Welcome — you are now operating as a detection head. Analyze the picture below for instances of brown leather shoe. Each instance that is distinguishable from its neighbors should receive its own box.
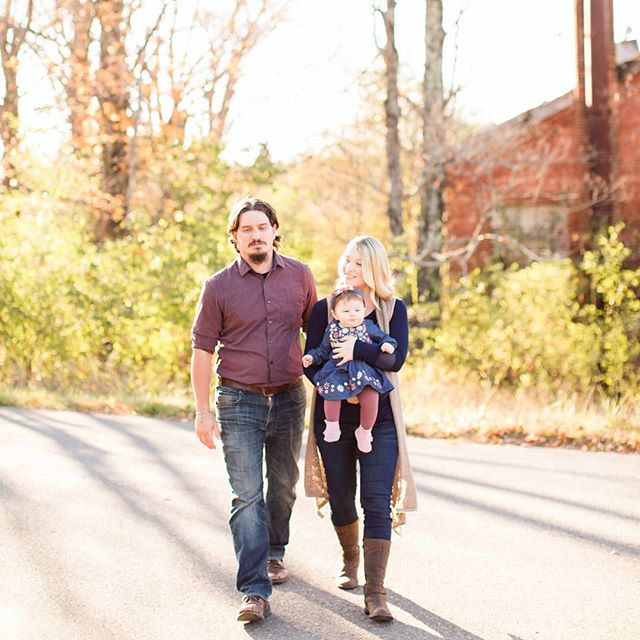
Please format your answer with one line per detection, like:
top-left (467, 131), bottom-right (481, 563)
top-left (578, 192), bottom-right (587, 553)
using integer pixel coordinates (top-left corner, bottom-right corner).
top-left (237, 595), bottom-right (271, 623)
top-left (267, 559), bottom-right (289, 584)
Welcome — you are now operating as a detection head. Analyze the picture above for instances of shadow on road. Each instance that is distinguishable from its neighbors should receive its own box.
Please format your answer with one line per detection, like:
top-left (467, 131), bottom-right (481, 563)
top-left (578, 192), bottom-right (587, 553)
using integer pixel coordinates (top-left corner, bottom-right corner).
top-left (413, 466), bottom-right (640, 524)
top-left (1, 410), bottom-right (239, 624)
top-left (412, 449), bottom-right (636, 483)
top-left (413, 477), bottom-right (640, 559)
top-left (238, 576), bottom-right (486, 640)
top-left (387, 589), bottom-right (486, 640)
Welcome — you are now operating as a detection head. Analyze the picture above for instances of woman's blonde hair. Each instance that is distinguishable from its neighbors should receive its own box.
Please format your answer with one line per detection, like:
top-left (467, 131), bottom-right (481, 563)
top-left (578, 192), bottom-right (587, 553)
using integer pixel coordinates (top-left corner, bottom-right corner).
top-left (338, 236), bottom-right (395, 309)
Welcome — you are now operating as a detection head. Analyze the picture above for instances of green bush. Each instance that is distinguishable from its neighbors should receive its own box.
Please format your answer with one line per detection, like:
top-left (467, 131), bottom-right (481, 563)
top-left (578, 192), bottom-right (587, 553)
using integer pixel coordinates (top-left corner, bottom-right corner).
top-left (0, 192), bottom-right (91, 387)
top-left (2, 142), bottom-right (637, 402)
top-left (431, 225), bottom-right (639, 396)
top-left (0, 143), bottom-right (269, 394)
top-left (580, 223), bottom-right (640, 395)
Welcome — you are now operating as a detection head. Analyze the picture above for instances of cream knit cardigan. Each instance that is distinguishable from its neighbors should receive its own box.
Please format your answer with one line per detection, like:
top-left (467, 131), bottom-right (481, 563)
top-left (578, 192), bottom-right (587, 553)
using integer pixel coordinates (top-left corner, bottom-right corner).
top-left (303, 296), bottom-right (418, 529)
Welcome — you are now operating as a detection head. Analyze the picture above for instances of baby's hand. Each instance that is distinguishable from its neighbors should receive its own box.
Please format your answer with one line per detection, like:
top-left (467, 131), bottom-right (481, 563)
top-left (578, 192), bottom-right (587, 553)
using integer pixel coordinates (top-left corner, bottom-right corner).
top-left (302, 354), bottom-right (314, 367)
top-left (380, 342), bottom-right (395, 354)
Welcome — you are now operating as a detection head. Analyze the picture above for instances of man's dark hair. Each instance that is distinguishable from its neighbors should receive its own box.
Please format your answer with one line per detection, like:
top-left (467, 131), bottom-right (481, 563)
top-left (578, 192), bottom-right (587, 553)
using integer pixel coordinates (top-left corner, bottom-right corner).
top-left (227, 197), bottom-right (282, 252)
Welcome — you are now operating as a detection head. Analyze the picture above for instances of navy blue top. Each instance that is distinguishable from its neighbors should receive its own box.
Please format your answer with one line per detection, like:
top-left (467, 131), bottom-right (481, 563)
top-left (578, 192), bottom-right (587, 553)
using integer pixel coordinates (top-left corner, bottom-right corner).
top-left (303, 297), bottom-right (409, 425)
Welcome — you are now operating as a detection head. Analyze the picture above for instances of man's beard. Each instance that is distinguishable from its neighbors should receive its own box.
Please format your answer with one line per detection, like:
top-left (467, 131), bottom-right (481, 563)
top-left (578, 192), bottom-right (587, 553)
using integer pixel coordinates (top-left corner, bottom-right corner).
top-left (248, 242), bottom-right (269, 264)
top-left (248, 250), bottom-right (268, 264)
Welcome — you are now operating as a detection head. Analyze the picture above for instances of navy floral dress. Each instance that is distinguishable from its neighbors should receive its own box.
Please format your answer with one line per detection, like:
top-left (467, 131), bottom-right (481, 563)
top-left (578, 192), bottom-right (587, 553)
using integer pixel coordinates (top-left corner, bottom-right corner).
top-left (305, 319), bottom-right (397, 400)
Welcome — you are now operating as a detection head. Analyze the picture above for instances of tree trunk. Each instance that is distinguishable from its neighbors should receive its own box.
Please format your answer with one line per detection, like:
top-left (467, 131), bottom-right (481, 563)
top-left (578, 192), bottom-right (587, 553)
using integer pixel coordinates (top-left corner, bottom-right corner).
top-left (0, 0), bottom-right (33, 189)
top-left (211, 48), bottom-right (243, 143)
top-left (95, 0), bottom-right (130, 241)
top-left (416, 0), bottom-right (446, 300)
top-left (379, 0), bottom-right (404, 238)
top-left (67, 0), bottom-right (95, 152)
top-left (0, 64), bottom-right (19, 189)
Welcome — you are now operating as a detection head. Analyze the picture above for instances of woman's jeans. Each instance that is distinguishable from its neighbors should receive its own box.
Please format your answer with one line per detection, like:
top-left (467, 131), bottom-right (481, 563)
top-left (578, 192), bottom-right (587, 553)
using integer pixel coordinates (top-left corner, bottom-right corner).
top-left (216, 381), bottom-right (306, 600)
top-left (315, 419), bottom-right (399, 540)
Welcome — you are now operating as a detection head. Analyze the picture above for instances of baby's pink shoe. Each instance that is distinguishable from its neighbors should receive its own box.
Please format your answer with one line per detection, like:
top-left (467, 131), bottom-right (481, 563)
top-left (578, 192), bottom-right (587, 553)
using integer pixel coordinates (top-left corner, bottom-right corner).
top-left (355, 426), bottom-right (373, 453)
top-left (323, 420), bottom-right (341, 442)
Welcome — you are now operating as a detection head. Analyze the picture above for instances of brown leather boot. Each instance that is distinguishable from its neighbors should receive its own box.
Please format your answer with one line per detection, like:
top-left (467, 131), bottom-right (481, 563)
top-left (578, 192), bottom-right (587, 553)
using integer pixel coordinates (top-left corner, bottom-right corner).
top-left (334, 520), bottom-right (359, 590)
top-left (363, 538), bottom-right (393, 621)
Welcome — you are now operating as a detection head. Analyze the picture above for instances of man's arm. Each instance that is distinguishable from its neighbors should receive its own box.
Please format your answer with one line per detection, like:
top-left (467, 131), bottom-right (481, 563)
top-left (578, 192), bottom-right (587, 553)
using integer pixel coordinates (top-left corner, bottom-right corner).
top-left (191, 348), bottom-right (221, 449)
top-left (191, 277), bottom-right (223, 449)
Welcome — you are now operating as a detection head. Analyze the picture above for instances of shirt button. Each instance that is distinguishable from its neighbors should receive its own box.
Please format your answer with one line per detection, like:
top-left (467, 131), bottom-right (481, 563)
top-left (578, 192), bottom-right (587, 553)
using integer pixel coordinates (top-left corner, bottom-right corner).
top-left (267, 300), bottom-right (271, 304)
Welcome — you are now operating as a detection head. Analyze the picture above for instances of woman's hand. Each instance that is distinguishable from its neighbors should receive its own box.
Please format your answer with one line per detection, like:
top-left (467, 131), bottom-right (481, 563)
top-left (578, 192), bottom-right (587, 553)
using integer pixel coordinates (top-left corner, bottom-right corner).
top-left (332, 335), bottom-right (356, 366)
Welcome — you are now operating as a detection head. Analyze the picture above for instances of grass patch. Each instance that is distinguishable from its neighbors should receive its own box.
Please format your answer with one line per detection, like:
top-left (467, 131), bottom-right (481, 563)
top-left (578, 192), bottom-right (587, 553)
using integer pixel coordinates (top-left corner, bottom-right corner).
top-left (401, 361), bottom-right (640, 453)
top-left (3, 363), bottom-right (639, 454)
top-left (0, 384), bottom-right (193, 420)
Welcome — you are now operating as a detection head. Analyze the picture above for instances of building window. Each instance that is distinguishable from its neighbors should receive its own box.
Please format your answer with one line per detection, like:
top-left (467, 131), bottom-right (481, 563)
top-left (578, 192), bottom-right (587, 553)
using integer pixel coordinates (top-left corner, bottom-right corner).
top-left (491, 205), bottom-right (569, 260)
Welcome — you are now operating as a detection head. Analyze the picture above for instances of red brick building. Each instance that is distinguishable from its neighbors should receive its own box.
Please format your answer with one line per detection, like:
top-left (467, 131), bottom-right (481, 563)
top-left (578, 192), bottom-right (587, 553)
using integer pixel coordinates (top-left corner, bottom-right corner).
top-left (444, 4), bottom-right (640, 270)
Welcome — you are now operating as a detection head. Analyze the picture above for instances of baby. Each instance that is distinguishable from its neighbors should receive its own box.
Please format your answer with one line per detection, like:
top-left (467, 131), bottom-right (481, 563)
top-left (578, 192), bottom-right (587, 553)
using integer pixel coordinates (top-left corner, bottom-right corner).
top-left (302, 286), bottom-right (396, 453)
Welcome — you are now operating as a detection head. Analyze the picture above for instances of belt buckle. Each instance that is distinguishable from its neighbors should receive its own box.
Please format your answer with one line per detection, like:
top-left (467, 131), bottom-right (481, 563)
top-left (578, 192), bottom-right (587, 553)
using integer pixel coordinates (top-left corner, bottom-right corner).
top-left (261, 386), bottom-right (274, 397)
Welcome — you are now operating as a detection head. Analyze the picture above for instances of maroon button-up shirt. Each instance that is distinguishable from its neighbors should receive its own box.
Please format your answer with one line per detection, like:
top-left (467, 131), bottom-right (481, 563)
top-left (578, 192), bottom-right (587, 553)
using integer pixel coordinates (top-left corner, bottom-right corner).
top-left (192, 252), bottom-right (317, 385)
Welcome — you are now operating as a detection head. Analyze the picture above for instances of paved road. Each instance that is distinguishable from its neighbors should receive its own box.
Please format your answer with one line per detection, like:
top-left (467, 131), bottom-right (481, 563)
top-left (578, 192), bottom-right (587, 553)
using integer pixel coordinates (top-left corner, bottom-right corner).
top-left (1, 407), bottom-right (639, 640)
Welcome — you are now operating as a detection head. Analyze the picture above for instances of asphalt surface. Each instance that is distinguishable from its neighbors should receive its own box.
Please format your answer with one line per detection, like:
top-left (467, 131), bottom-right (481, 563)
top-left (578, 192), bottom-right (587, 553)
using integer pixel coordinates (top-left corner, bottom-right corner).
top-left (1, 407), bottom-right (639, 640)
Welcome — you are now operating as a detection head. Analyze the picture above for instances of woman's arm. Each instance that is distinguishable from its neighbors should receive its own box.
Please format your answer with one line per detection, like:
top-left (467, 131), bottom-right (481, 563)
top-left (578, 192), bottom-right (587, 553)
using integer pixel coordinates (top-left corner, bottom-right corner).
top-left (365, 321), bottom-right (398, 351)
top-left (303, 298), bottom-right (329, 382)
top-left (353, 299), bottom-right (408, 372)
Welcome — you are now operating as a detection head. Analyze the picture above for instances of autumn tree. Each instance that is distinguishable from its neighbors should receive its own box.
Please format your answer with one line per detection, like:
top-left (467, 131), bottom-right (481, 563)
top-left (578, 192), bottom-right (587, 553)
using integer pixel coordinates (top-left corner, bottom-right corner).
top-left (372, 0), bottom-right (453, 299)
top-left (416, 0), bottom-right (446, 299)
top-left (374, 0), bottom-right (404, 238)
top-left (92, 0), bottom-right (130, 240)
top-left (0, 0), bottom-right (33, 188)
top-left (43, 0), bottom-right (96, 151)
top-left (25, 1), bottom-right (99, 154)
top-left (143, 0), bottom-right (286, 146)
top-left (22, 0), bottom-right (285, 240)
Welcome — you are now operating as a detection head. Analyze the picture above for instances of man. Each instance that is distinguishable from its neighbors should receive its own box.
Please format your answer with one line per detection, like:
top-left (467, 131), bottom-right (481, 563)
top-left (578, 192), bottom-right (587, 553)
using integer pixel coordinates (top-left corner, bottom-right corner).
top-left (191, 197), bottom-right (317, 623)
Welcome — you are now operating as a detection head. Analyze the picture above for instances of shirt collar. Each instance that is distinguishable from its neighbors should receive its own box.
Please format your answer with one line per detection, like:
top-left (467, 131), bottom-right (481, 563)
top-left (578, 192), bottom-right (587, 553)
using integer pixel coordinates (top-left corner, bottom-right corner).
top-left (236, 251), bottom-right (283, 276)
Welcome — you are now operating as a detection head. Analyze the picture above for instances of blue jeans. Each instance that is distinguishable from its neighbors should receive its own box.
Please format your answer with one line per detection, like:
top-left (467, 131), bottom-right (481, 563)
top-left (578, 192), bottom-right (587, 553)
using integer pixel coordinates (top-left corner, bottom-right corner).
top-left (216, 381), bottom-right (306, 600)
top-left (315, 419), bottom-right (399, 540)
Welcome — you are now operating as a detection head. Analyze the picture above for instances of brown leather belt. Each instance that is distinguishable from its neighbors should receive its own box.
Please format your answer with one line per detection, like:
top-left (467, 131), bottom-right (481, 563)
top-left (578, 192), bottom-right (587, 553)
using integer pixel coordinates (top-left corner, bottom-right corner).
top-left (218, 377), bottom-right (301, 397)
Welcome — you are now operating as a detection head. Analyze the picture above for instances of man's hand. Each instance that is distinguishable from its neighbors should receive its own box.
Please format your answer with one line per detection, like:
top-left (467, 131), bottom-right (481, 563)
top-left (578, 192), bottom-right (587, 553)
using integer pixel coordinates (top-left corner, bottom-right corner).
top-left (195, 411), bottom-right (221, 449)
top-left (332, 335), bottom-right (357, 366)
top-left (380, 342), bottom-right (395, 354)
top-left (302, 354), bottom-right (314, 368)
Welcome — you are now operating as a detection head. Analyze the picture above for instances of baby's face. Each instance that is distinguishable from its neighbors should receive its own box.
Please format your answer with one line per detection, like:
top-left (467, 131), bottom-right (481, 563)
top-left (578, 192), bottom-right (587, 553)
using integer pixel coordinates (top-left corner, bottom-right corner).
top-left (333, 297), bottom-right (366, 328)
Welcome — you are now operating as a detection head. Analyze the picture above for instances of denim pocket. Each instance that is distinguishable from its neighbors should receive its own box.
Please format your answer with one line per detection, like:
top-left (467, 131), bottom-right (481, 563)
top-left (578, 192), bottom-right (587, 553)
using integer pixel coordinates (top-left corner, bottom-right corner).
top-left (289, 381), bottom-right (307, 405)
top-left (215, 386), bottom-right (243, 407)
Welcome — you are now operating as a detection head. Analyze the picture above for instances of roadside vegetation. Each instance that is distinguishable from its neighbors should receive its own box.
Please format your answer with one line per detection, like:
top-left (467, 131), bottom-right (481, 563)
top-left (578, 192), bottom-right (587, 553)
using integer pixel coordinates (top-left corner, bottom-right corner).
top-left (2, 158), bottom-right (637, 451)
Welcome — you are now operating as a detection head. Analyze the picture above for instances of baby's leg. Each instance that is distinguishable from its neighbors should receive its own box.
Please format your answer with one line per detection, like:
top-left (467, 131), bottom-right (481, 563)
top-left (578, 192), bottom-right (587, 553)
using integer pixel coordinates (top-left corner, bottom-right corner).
top-left (357, 387), bottom-right (380, 430)
top-left (324, 399), bottom-right (341, 422)
top-left (323, 399), bottom-right (342, 442)
top-left (354, 387), bottom-right (379, 453)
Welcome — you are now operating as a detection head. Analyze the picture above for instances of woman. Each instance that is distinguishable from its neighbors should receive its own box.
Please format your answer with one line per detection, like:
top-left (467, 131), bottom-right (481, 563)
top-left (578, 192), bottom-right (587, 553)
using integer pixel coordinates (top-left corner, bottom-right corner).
top-left (303, 235), bottom-right (417, 622)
